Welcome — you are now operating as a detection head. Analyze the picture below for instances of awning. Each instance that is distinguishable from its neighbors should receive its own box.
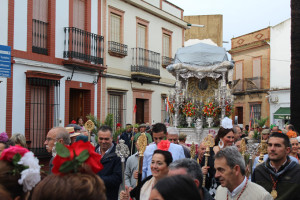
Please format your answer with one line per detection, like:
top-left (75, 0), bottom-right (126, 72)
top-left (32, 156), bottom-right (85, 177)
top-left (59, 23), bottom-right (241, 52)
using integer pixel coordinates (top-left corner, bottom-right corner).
top-left (274, 107), bottom-right (290, 120)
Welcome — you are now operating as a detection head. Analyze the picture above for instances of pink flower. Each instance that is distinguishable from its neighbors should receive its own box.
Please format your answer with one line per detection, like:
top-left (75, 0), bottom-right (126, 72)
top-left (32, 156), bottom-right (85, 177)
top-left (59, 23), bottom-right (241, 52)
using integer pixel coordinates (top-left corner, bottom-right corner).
top-left (0, 145), bottom-right (29, 162)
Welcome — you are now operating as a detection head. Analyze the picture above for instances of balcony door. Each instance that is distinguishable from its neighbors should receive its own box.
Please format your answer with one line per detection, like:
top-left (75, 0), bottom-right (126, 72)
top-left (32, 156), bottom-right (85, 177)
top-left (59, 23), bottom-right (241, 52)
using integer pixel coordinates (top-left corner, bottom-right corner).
top-left (73, 0), bottom-right (86, 57)
top-left (137, 24), bottom-right (147, 66)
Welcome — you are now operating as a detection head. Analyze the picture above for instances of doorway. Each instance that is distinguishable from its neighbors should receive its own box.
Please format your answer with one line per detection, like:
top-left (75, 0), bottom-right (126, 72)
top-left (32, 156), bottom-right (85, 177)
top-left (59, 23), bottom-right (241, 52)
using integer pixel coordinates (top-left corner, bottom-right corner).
top-left (69, 88), bottom-right (90, 124)
top-left (136, 98), bottom-right (145, 124)
top-left (236, 107), bottom-right (243, 125)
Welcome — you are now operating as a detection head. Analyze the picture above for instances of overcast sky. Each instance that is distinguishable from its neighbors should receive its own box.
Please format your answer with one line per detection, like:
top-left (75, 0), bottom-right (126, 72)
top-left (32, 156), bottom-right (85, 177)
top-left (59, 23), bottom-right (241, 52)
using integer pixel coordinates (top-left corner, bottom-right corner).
top-left (168, 0), bottom-right (291, 50)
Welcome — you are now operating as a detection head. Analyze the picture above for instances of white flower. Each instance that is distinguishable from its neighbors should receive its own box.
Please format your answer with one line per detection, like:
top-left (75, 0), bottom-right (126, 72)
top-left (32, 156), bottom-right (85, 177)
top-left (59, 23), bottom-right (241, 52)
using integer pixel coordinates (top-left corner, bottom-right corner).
top-left (18, 168), bottom-right (41, 192)
top-left (17, 151), bottom-right (41, 192)
top-left (221, 117), bottom-right (233, 129)
top-left (18, 151), bottom-right (40, 170)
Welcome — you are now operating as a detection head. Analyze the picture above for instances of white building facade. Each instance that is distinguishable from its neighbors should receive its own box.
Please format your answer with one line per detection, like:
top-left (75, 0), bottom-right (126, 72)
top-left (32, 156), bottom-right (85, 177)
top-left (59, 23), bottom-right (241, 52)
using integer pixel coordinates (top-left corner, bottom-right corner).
top-left (0, 0), bottom-right (186, 156)
top-left (269, 18), bottom-right (291, 128)
top-left (103, 0), bottom-right (186, 128)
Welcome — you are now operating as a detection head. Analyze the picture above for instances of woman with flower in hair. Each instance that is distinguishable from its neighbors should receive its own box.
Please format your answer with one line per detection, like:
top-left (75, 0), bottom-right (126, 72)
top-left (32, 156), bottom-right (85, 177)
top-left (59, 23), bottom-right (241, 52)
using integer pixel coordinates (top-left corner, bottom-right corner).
top-left (0, 145), bottom-right (41, 200)
top-left (213, 117), bottom-right (235, 155)
top-left (120, 148), bottom-right (173, 200)
top-left (32, 140), bottom-right (106, 200)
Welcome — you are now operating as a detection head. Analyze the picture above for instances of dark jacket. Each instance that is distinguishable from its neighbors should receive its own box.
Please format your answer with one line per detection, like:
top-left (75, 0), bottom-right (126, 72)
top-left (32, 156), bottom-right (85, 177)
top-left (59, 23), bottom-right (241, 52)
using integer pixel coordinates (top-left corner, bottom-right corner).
top-left (252, 156), bottom-right (300, 200)
top-left (195, 147), bottom-right (216, 190)
top-left (96, 143), bottom-right (122, 200)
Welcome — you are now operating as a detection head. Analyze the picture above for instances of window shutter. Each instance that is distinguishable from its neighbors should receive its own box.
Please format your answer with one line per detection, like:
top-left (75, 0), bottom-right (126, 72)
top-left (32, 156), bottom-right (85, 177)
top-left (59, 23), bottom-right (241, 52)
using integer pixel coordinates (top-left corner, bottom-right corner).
top-left (163, 34), bottom-right (170, 57)
top-left (137, 24), bottom-right (146, 49)
top-left (110, 14), bottom-right (121, 43)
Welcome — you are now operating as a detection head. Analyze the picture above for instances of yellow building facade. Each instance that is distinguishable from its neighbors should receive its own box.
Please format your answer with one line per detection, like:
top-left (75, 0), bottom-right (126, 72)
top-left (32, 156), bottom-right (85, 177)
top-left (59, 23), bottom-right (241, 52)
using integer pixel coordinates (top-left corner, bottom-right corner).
top-left (229, 27), bottom-right (270, 127)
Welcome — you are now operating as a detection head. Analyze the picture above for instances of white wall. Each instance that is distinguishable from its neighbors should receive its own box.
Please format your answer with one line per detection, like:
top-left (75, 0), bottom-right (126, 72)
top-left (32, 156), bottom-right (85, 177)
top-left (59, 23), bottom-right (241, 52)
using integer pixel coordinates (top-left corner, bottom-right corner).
top-left (106, 0), bottom-right (182, 83)
top-left (0, 0), bottom-right (8, 46)
top-left (11, 58), bottom-right (98, 134)
top-left (0, 78), bottom-right (7, 133)
top-left (162, 1), bottom-right (181, 19)
top-left (269, 90), bottom-right (290, 128)
top-left (14, 0), bottom-right (28, 51)
top-left (143, 0), bottom-right (160, 8)
top-left (55, 0), bottom-right (69, 59)
top-left (270, 19), bottom-right (291, 89)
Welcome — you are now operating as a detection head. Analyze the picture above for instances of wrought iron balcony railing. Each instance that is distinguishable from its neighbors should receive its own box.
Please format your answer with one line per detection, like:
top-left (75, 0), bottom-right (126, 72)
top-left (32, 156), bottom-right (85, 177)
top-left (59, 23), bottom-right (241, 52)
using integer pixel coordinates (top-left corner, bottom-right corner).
top-left (32, 19), bottom-right (48, 55)
top-left (162, 56), bottom-right (174, 67)
top-left (108, 41), bottom-right (128, 57)
top-left (63, 27), bottom-right (104, 64)
top-left (131, 47), bottom-right (160, 76)
top-left (246, 77), bottom-right (262, 91)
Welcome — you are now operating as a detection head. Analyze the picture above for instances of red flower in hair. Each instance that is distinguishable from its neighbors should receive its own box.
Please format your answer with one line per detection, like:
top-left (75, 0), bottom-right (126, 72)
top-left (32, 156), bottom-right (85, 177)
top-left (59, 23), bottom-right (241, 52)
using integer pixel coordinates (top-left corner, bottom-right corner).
top-left (157, 140), bottom-right (170, 151)
top-left (116, 123), bottom-right (121, 127)
top-left (71, 120), bottom-right (77, 124)
top-left (52, 140), bottom-right (103, 175)
top-left (0, 145), bottom-right (29, 162)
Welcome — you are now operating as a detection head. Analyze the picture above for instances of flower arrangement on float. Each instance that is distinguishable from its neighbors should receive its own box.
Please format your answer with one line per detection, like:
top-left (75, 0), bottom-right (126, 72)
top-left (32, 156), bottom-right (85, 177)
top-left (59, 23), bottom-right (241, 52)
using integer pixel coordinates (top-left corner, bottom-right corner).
top-left (182, 102), bottom-right (197, 117)
top-left (202, 101), bottom-right (217, 118)
top-left (225, 100), bottom-right (233, 117)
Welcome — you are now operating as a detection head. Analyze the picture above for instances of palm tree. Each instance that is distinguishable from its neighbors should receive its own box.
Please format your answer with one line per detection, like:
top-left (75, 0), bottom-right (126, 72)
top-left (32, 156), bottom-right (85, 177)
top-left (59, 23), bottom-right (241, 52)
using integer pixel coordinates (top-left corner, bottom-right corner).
top-left (290, 0), bottom-right (300, 131)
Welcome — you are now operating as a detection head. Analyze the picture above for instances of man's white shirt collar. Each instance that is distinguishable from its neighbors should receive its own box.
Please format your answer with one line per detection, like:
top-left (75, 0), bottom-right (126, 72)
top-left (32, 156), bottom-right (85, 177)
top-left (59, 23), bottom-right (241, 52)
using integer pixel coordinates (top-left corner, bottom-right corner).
top-left (227, 176), bottom-right (247, 198)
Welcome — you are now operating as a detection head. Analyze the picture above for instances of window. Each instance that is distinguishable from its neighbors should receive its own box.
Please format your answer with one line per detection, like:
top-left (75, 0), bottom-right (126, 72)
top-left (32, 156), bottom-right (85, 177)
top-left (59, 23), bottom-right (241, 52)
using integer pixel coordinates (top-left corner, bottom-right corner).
top-left (162, 34), bottom-right (170, 58)
top-left (235, 61), bottom-right (243, 91)
top-left (249, 104), bottom-right (261, 125)
top-left (252, 57), bottom-right (262, 89)
top-left (161, 96), bottom-right (168, 123)
top-left (108, 92), bottom-right (126, 132)
top-left (137, 24), bottom-right (146, 49)
top-left (108, 6), bottom-right (126, 57)
top-left (110, 13), bottom-right (121, 43)
top-left (162, 28), bottom-right (173, 67)
top-left (25, 77), bottom-right (60, 157)
top-left (32, 0), bottom-right (49, 55)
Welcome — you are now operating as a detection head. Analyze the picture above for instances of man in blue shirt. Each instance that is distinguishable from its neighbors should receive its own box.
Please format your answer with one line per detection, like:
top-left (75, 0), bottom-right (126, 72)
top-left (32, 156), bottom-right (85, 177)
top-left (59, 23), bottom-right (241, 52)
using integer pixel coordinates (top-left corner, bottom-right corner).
top-left (142, 123), bottom-right (185, 179)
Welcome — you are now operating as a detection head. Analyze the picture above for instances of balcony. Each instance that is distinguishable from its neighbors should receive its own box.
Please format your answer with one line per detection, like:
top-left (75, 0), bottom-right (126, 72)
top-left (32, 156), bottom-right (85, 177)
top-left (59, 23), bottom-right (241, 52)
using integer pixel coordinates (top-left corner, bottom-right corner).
top-left (32, 19), bottom-right (48, 55)
top-left (246, 77), bottom-right (262, 91)
top-left (63, 27), bottom-right (104, 71)
top-left (108, 41), bottom-right (128, 57)
top-left (131, 48), bottom-right (161, 83)
top-left (232, 79), bottom-right (244, 93)
top-left (162, 56), bottom-right (174, 68)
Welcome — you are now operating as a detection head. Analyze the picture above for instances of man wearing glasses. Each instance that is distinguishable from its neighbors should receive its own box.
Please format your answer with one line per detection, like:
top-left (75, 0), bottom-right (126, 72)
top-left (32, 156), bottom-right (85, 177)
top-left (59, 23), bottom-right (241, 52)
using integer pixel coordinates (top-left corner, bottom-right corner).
top-left (44, 127), bottom-right (71, 173)
top-left (96, 125), bottom-right (122, 200)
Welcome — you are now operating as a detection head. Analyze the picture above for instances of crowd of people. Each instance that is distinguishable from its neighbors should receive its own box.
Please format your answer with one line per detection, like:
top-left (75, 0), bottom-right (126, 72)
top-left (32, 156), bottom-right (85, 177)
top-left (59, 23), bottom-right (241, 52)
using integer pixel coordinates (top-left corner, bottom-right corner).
top-left (1, 117), bottom-right (300, 200)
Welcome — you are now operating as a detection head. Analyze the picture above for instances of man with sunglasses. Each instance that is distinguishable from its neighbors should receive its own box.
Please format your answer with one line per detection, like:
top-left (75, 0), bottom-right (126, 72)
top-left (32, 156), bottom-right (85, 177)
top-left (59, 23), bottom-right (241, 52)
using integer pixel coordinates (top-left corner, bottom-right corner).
top-left (142, 123), bottom-right (185, 179)
top-left (44, 127), bottom-right (71, 173)
top-left (96, 125), bottom-right (122, 200)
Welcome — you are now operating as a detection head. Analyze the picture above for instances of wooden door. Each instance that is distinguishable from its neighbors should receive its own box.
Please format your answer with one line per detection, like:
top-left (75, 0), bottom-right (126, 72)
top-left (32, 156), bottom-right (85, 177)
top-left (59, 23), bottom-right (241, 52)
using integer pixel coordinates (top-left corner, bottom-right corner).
top-left (237, 107), bottom-right (243, 124)
top-left (136, 99), bottom-right (145, 124)
top-left (69, 89), bottom-right (84, 123)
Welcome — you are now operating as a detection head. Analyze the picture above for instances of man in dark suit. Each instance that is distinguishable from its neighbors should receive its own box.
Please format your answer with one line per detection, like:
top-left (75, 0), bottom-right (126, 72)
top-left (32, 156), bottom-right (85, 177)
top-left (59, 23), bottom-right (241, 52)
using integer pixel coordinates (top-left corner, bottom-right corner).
top-left (96, 125), bottom-right (122, 200)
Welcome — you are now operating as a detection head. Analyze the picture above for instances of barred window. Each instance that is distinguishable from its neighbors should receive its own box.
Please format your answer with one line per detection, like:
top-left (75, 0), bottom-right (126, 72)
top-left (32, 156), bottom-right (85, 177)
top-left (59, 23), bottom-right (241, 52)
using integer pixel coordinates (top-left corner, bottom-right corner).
top-left (250, 104), bottom-right (261, 124)
top-left (108, 92), bottom-right (126, 132)
top-left (161, 96), bottom-right (168, 123)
